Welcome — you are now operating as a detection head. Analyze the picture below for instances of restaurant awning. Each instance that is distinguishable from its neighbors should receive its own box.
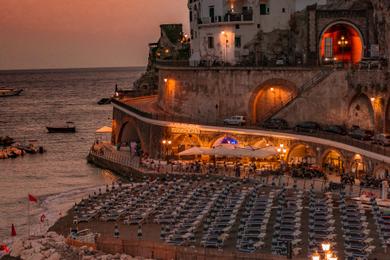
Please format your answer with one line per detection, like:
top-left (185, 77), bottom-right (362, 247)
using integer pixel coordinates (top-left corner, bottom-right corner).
top-left (178, 145), bottom-right (278, 159)
top-left (96, 126), bottom-right (112, 134)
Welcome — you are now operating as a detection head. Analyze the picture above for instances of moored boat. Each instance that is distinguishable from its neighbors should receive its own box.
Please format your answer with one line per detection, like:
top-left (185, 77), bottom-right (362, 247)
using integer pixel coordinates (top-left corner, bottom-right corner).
top-left (46, 122), bottom-right (76, 133)
top-left (0, 88), bottom-right (23, 97)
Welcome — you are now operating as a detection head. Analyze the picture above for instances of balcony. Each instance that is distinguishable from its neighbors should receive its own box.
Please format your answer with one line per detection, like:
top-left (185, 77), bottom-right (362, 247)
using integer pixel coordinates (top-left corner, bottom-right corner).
top-left (199, 11), bottom-right (254, 27)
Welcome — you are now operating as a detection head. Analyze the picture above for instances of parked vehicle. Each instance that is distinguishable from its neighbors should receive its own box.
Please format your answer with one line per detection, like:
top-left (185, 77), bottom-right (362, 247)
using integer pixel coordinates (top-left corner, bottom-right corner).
top-left (262, 118), bottom-right (289, 130)
top-left (295, 121), bottom-right (321, 133)
top-left (323, 125), bottom-right (347, 135)
top-left (372, 133), bottom-right (390, 146)
top-left (348, 128), bottom-right (374, 141)
top-left (223, 116), bottom-right (246, 126)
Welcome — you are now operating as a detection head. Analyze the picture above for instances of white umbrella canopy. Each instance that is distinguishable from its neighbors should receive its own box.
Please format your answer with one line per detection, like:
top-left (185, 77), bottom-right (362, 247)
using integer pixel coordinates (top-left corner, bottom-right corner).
top-left (96, 126), bottom-right (112, 133)
top-left (178, 146), bottom-right (211, 156)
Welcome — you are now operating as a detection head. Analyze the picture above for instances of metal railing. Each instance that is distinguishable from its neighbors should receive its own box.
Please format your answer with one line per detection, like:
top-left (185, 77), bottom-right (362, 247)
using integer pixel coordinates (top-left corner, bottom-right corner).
top-left (112, 98), bottom-right (390, 157)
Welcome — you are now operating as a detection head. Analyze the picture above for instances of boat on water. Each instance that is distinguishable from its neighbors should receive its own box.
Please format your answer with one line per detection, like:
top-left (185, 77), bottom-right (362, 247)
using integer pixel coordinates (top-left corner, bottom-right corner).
top-left (97, 98), bottom-right (112, 105)
top-left (0, 88), bottom-right (23, 97)
top-left (47, 122), bottom-right (76, 133)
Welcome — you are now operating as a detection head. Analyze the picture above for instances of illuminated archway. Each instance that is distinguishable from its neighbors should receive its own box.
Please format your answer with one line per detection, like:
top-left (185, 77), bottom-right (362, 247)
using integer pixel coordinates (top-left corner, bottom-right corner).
top-left (320, 21), bottom-right (364, 64)
top-left (350, 154), bottom-right (366, 179)
top-left (212, 135), bottom-right (239, 147)
top-left (173, 134), bottom-right (202, 153)
top-left (321, 149), bottom-right (345, 175)
top-left (287, 144), bottom-right (316, 165)
top-left (249, 79), bottom-right (297, 124)
top-left (347, 94), bottom-right (375, 130)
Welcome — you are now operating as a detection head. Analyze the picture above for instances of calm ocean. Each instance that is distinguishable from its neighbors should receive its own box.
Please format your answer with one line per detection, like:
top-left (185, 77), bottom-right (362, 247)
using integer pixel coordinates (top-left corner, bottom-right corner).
top-left (0, 67), bottom-right (144, 240)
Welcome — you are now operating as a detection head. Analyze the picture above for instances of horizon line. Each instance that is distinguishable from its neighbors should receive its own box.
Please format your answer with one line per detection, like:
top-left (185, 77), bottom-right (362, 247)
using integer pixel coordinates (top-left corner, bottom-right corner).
top-left (0, 65), bottom-right (146, 74)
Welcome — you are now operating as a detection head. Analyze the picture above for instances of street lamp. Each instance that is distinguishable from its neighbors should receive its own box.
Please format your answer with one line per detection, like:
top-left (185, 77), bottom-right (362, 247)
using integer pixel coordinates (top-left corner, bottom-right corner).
top-left (311, 251), bottom-right (320, 260)
top-left (321, 241), bottom-right (331, 252)
top-left (161, 139), bottom-right (172, 161)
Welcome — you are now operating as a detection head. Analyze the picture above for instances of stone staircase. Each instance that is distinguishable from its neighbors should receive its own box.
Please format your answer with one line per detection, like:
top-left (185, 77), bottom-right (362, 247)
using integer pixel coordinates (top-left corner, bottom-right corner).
top-left (261, 69), bottom-right (334, 122)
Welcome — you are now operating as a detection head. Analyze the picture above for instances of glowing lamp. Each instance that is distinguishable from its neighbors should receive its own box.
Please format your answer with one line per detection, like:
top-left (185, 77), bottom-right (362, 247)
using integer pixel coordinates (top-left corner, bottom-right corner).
top-left (277, 148), bottom-right (282, 153)
top-left (325, 252), bottom-right (333, 260)
top-left (370, 97), bottom-right (375, 102)
top-left (312, 252), bottom-right (320, 260)
top-left (164, 78), bottom-right (168, 83)
top-left (168, 140), bottom-right (172, 145)
top-left (283, 149), bottom-right (287, 154)
top-left (321, 242), bottom-right (331, 252)
top-left (162, 140), bottom-right (167, 144)
top-left (165, 49), bottom-right (170, 54)
top-left (270, 87), bottom-right (275, 91)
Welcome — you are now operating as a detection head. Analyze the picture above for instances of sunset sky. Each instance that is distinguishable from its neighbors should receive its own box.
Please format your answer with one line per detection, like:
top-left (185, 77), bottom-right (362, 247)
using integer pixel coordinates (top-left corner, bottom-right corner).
top-left (0, 0), bottom-right (189, 70)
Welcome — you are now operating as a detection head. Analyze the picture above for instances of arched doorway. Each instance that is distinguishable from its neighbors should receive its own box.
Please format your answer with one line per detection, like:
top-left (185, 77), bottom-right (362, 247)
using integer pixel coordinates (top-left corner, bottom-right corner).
top-left (116, 121), bottom-right (143, 151)
top-left (211, 135), bottom-right (239, 147)
top-left (173, 134), bottom-right (202, 153)
top-left (322, 149), bottom-right (345, 175)
top-left (319, 21), bottom-right (364, 64)
top-left (250, 79), bottom-right (297, 124)
top-left (287, 144), bottom-right (317, 165)
top-left (347, 94), bottom-right (375, 130)
top-left (350, 154), bottom-right (366, 179)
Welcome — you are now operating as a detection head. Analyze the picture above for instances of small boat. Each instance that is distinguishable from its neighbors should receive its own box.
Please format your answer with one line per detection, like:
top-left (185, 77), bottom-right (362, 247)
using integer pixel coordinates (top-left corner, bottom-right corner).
top-left (0, 88), bottom-right (23, 97)
top-left (47, 122), bottom-right (76, 133)
top-left (97, 98), bottom-right (112, 105)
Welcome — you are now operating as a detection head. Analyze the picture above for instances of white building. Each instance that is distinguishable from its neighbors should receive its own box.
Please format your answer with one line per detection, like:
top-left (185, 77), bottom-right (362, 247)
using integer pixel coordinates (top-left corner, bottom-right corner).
top-left (188, 0), bottom-right (327, 65)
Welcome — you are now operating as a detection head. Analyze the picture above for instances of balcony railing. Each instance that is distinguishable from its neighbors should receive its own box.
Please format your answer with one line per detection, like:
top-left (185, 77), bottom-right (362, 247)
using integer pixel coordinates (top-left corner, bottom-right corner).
top-left (112, 98), bottom-right (390, 158)
top-left (200, 11), bottom-right (253, 25)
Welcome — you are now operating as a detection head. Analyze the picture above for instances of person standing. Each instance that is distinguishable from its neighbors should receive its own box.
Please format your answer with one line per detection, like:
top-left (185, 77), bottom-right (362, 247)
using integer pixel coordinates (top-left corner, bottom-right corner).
top-left (114, 224), bottom-right (120, 239)
top-left (137, 224), bottom-right (143, 240)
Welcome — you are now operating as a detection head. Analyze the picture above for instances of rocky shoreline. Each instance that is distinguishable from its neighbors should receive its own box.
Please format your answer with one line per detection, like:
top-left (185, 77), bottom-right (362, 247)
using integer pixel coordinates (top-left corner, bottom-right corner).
top-left (7, 232), bottom-right (149, 260)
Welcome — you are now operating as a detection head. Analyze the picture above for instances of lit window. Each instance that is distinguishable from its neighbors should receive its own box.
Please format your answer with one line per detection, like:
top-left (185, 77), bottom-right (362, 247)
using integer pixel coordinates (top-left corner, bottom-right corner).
top-left (282, 8), bottom-right (285, 13)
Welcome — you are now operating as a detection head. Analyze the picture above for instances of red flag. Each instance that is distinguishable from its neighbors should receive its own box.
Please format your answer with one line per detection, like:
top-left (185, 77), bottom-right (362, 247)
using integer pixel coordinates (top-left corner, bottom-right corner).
top-left (11, 224), bottom-right (16, 237)
top-left (28, 194), bottom-right (37, 203)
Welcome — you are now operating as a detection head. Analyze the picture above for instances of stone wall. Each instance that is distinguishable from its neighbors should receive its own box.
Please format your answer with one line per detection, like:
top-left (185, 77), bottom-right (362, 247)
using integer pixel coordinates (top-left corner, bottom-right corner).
top-left (158, 67), bottom-right (319, 123)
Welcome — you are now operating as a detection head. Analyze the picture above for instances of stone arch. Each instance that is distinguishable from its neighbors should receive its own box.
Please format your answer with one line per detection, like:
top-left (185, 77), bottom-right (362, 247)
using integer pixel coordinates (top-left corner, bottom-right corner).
top-left (208, 134), bottom-right (241, 148)
top-left (172, 134), bottom-right (203, 153)
top-left (116, 120), bottom-right (144, 149)
top-left (349, 154), bottom-right (367, 178)
top-left (287, 143), bottom-right (317, 165)
top-left (252, 138), bottom-right (274, 148)
top-left (249, 79), bottom-right (298, 124)
top-left (321, 148), bottom-right (346, 174)
top-left (346, 93), bottom-right (375, 130)
top-left (319, 20), bottom-right (365, 64)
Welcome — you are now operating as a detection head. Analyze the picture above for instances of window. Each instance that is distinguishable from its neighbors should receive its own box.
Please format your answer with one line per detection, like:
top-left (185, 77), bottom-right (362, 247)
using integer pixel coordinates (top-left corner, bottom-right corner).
top-left (235, 36), bottom-right (241, 48)
top-left (190, 10), bottom-right (193, 22)
top-left (208, 36), bottom-right (214, 49)
top-left (260, 4), bottom-right (267, 15)
top-left (282, 8), bottom-right (285, 13)
top-left (257, 24), bottom-right (260, 29)
top-left (209, 6), bottom-right (215, 22)
top-left (235, 24), bottom-right (240, 30)
top-left (191, 29), bottom-right (194, 39)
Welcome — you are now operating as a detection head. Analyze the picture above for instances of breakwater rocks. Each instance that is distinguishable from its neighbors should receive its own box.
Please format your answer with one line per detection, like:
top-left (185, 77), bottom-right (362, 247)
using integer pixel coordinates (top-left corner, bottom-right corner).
top-left (9, 232), bottom-right (148, 260)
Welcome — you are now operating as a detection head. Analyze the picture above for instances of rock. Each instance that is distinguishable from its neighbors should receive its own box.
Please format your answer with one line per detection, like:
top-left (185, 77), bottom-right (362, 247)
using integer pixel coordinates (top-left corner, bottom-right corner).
top-left (10, 238), bottom-right (24, 257)
top-left (20, 248), bottom-right (35, 259)
top-left (29, 252), bottom-right (45, 260)
top-left (47, 252), bottom-right (61, 260)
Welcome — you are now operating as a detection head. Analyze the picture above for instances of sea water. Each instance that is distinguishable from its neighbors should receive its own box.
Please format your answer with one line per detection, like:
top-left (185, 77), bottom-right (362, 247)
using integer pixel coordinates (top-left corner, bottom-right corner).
top-left (0, 67), bottom-right (144, 240)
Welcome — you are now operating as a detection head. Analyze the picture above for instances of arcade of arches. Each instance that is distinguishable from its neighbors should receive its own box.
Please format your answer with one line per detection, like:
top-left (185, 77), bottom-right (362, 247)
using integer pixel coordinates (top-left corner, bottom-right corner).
top-left (320, 22), bottom-right (363, 64)
top-left (251, 84), bottom-right (296, 124)
top-left (322, 150), bottom-right (345, 175)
